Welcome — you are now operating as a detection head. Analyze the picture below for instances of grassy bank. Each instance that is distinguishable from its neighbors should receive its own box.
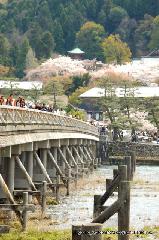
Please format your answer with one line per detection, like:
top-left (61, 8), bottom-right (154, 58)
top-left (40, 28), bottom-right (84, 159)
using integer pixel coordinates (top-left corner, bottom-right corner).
top-left (0, 226), bottom-right (158, 240)
top-left (0, 230), bottom-right (70, 240)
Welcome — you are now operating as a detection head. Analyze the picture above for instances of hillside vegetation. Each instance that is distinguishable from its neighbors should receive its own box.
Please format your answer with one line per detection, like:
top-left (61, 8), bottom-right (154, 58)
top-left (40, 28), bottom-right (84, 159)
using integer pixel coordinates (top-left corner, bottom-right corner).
top-left (1, 0), bottom-right (159, 78)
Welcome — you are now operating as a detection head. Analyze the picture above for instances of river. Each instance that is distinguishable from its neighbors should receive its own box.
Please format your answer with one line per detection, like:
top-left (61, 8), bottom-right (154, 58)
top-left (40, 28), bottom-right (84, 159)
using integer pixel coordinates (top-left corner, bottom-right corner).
top-left (36, 165), bottom-right (159, 232)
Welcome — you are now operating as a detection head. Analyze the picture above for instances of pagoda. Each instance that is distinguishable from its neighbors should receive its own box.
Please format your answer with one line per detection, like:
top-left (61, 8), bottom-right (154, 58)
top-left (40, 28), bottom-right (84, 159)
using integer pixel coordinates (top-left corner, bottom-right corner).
top-left (67, 47), bottom-right (85, 60)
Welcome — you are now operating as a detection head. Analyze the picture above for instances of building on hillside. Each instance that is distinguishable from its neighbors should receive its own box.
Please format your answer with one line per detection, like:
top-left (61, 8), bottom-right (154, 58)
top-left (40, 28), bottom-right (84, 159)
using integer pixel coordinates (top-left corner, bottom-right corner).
top-left (67, 48), bottom-right (85, 60)
top-left (79, 87), bottom-right (159, 121)
top-left (0, 81), bottom-right (43, 90)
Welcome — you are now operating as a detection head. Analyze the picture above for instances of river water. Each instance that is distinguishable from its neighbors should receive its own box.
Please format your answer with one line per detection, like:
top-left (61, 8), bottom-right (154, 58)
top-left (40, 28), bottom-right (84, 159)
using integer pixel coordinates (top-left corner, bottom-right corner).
top-left (44, 165), bottom-right (159, 231)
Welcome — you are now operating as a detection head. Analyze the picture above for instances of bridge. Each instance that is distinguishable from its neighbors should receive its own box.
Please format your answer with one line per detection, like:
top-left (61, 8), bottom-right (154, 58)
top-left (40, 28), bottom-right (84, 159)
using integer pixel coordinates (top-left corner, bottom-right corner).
top-left (0, 106), bottom-right (99, 220)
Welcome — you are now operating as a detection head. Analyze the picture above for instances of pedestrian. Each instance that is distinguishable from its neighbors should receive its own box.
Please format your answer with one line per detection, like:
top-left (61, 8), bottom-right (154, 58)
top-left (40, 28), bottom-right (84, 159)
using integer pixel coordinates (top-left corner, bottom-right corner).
top-left (0, 95), bottom-right (5, 105)
top-left (6, 94), bottom-right (15, 106)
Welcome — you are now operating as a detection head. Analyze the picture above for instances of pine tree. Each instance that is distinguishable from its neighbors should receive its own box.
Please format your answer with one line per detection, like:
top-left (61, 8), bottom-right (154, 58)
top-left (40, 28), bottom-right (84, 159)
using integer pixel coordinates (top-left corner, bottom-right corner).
top-left (25, 47), bottom-right (38, 70)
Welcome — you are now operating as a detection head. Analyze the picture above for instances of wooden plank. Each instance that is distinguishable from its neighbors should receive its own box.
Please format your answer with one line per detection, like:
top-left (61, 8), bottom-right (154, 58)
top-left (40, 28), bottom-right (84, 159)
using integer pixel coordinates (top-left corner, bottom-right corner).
top-left (92, 199), bottom-right (120, 224)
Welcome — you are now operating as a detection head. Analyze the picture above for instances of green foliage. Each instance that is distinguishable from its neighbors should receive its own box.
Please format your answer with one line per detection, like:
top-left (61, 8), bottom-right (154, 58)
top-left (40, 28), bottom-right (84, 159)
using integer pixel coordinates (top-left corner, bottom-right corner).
top-left (43, 76), bottom-right (72, 96)
top-left (102, 34), bottom-right (132, 64)
top-left (69, 86), bottom-right (89, 107)
top-left (0, 34), bottom-right (10, 65)
top-left (15, 37), bottom-right (30, 78)
top-left (149, 16), bottom-right (159, 50)
top-left (76, 21), bottom-right (106, 60)
top-left (66, 73), bottom-right (91, 95)
top-left (25, 48), bottom-right (38, 70)
top-left (1, 0), bottom-right (159, 77)
top-left (134, 14), bottom-right (154, 56)
top-left (108, 6), bottom-right (128, 32)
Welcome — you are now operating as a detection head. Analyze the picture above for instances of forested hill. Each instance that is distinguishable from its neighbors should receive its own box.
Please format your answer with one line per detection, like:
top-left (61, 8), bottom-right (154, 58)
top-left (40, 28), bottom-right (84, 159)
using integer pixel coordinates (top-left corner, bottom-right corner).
top-left (1, 0), bottom-right (159, 78)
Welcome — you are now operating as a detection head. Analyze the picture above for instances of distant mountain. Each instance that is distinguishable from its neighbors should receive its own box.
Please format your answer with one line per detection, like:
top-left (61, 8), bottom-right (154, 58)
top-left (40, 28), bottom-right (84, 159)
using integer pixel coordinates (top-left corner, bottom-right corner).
top-left (0, 0), bottom-right (159, 78)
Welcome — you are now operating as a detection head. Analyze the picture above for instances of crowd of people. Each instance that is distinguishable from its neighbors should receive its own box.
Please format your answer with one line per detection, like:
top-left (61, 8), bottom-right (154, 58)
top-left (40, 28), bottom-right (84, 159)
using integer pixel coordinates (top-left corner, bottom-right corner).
top-left (0, 94), bottom-right (67, 115)
top-left (0, 94), bottom-right (25, 107)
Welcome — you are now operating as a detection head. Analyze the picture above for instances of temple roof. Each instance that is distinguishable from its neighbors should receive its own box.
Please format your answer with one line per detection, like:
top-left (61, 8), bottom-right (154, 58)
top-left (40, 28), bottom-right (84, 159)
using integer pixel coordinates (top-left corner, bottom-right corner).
top-left (68, 48), bottom-right (85, 54)
top-left (80, 87), bottom-right (159, 98)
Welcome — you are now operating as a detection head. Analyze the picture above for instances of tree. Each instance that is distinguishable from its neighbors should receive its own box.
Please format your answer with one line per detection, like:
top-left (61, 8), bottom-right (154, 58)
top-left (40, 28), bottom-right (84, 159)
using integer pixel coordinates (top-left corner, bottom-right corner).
top-left (99, 76), bottom-right (141, 140)
top-left (38, 31), bottom-right (55, 59)
top-left (53, 20), bottom-right (64, 53)
top-left (76, 21), bottom-right (106, 60)
top-left (107, 6), bottom-right (128, 32)
top-left (66, 73), bottom-right (91, 96)
top-left (101, 34), bottom-right (132, 64)
top-left (115, 17), bottom-right (137, 55)
top-left (25, 47), bottom-right (38, 70)
top-left (134, 14), bottom-right (154, 56)
top-left (0, 34), bottom-right (10, 65)
top-left (149, 16), bottom-right (159, 50)
top-left (69, 86), bottom-right (89, 107)
top-left (140, 98), bottom-right (159, 131)
top-left (15, 37), bottom-right (30, 78)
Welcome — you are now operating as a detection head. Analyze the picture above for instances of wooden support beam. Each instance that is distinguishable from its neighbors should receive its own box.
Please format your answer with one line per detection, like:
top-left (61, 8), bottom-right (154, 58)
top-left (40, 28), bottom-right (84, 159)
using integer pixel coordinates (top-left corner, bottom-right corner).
top-left (130, 151), bottom-right (136, 174)
top-left (66, 146), bottom-right (78, 186)
top-left (58, 147), bottom-right (71, 169)
top-left (15, 156), bottom-right (37, 191)
top-left (118, 181), bottom-right (130, 240)
top-left (84, 147), bottom-right (93, 163)
top-left (22, 192), bottom-right (28, 231)
top-left (72, 146), bottom-right (84, 165)
top-left (41, 181), bottom-right (47, 217)
top-left (88, 146), bottom-right (95, 160)
top-left (99, 174), bottom-right (120, 206)
top-left (66, 146), bottom-right (78, 167)
top-left (47, 150), bottom-right (66, 184)
top-left (7, 156), bottom-right (15, 195)
top-left (124, 157), bottom-right (131, 181)
top-left (56, 175), bottom-right (60, 202)
top-left (34, 152), bottom-right (52, 184)
top-left (78, 146), bottom-right (89, 164)
top-left (0, 174), bottom-right (23, 226)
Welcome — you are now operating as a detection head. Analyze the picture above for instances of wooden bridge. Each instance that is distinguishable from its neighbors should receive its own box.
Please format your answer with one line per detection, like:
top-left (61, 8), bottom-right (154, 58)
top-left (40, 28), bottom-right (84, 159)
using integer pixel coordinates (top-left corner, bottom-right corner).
top-left (0, 106), bottom-right (99, 230)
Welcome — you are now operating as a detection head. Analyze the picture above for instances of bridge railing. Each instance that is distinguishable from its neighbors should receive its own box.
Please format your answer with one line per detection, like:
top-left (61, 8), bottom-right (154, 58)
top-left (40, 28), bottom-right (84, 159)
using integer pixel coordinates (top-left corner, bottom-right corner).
top-left (0, 106), bottom-right (98, 136)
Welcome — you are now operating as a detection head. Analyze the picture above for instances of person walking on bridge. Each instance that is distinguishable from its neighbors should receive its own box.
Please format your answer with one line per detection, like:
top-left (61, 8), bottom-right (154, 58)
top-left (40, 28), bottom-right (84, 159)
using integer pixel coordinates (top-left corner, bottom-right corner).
top-left (6, 94), bottom-right (15, 106)
top-left (0, 95), bottom-right (5, 105)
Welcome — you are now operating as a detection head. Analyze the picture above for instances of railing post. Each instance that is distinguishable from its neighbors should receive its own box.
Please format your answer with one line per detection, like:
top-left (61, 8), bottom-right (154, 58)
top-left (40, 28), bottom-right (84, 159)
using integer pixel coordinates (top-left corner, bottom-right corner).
top-left (130, 151), bottom-right (136, 176)
top-left (56, 175), bottom-right (60, 202)
top-left (93, 195), bottom-right (102, 218)
top-left (41, 181), bottom-right (47, 217)
top-left (22, 192), bottom-right (29, 231)
top-left (124, 156), bottom-right (131, 181)
top-left (66, 168), bottom-right (71, 196)
top-left (118, 181), bottom-right (130, 240)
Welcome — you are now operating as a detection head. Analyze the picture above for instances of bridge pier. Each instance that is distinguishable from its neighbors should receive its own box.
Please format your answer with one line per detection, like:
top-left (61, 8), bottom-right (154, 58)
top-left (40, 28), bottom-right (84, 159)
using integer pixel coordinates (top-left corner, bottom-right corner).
top-left (6, 156), bottom-right (15, 196)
